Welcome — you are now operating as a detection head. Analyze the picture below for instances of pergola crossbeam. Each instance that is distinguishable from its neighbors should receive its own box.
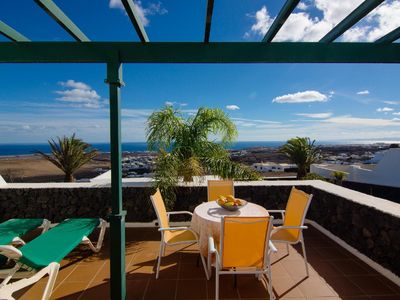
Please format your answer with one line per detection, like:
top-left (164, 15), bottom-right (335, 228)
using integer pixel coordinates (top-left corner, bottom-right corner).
top-left (375, 27), bottom-right (400, 43)
top-left (1, 42), bottom-right (400, 63)
top-left (34, 0), bottom-right (90, 42)
top-left (0, 20), bottom-right (30, 42)
top-left (204, 0), bottom-right (215, 43)
top-left (262, 0), bottom-right (300, 43)
top-left (121, 0), bottom-right (149, 42)
top-left (319, 0), bottom-right (384, 43)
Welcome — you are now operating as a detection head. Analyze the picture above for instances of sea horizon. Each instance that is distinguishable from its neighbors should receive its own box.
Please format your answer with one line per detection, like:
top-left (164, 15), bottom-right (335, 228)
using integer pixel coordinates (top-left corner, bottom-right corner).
top-left (0, 139), bottom-right (399, 157)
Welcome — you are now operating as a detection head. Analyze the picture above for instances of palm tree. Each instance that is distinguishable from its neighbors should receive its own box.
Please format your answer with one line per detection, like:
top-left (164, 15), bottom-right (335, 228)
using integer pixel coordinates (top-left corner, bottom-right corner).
top-left (279, 137), bottom-right (321, 179)
top-left (36, 134), bottom-right (98, 182)
top-left (147, 106), bottom-right (259, 206)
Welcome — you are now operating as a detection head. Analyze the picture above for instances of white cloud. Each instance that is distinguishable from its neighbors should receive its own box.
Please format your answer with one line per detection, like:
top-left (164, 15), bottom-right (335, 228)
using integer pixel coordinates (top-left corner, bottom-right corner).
top-left (226, 105), bottom-right (240, 110)
top-left (109, 0), bottom-right (167, 27)
top-left (164, 101), bottom-right (188, 107)
top-left (343, 1), bottom-right (400, 42)
top-left (357, 90), bottom-right (370, 95)
top-left (323, 116), bottom-right (400, 127)
top-left (55, 80), bottom-right (102, 109)
top-left (298, 2), bottom-right (308, 10)
top-left (273, 90), bottom-right (328, 104)
top-left (384, 101), bottom-right (400, 105)
top-left (296, 112), bottom-right (333, 118)
top-left (377, 107), bottom-right (394, 112)
top-left (246, 0), bottom-right (364, 41)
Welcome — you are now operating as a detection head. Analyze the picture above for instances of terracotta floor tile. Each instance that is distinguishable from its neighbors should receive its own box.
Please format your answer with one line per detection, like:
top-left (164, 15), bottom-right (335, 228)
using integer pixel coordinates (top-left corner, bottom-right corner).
top-left (64, 264), bottom-right (101, 282)
top-left (126, 264), bottom-right (156, 280)
top-left (80, 282), bottom-right (110, 300)
top-left (158, 262), bottom-right (180, 279)
top-left (281, 259), bottom-right (316, 278)
top-left (314, 247), bottom-right (352, 261)
top-left (295, 277), bottom-right (338, 298)
top-left (207, 275), bottom-right (240, 299)
top-left (176, 279), bottom-right (207, 299)
top-left (272, 276), bottom-right (305, 298)
top-left (14, 281), bottom-right (48, 300)
top-left (179, 262), bottom-right (208, 279)
top-left (126, 279), bottom-right (149, 299)
top-left (236, 275), bottom-right (272, 299)
top-left (311, 261), bottom-right (342, 277)
top-left (324, 276), bottom-right (366, 297)
top-left (330, 260), bottom-right (371, 276)
top-left (271, 261), bottom-right (292, 278)
top-left (51, 281), bottom-right (89, 299)
top-left (347, 275), bottom-right (398, 296)
top-left (144, 279), bottom-right (177, 300)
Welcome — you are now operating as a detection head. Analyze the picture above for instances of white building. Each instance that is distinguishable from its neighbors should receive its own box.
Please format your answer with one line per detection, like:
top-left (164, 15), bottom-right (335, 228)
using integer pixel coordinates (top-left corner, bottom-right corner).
top-left (311, 148), bottom-right (400, 188)
top-left (252, 162), bottom-right (296, 172)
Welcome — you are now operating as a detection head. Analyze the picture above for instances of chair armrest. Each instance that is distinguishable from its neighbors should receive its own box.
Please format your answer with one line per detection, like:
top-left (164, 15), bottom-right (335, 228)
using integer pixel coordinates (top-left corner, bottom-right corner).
top-left (158, 226), bottom-right (190, 231)
top-left (0, 245), bottom-right (22, 260)
top-left (273, 225), bottom-right (308, 233)
top-left (208, 236), bottom-right (217, 254)
top-left (269, 241), bottom-right (278, 253)
top-left (267, 210), bottom-right (286, 213)
top-left (167, 211), bottom-right (193, 216)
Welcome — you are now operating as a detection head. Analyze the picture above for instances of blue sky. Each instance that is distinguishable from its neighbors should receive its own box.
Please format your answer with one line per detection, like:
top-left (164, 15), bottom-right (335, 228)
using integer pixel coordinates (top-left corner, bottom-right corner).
top-left (1, 0), bottom-right (400, 143)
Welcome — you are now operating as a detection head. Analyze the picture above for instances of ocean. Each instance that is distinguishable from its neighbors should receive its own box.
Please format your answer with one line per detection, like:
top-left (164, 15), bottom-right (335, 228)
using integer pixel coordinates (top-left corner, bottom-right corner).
top-left (0, 141), bottom-right (285, 156)
top-left (0, 140), bottom-right (397, 156)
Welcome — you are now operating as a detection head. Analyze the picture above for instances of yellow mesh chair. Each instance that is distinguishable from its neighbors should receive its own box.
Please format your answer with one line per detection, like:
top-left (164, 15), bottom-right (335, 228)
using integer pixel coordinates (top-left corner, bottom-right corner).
top-left (268, 187), bottom-right (313, 276)
top-left (208, 216), bottom-right (276, 300)
top-left (150, 189), bottom-right (209, 279)
top-left (207, 180), bottom-right (234, 202)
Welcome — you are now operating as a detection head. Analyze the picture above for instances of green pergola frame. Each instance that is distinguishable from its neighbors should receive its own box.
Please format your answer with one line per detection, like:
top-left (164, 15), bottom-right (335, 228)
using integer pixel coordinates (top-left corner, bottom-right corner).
top-left (1, 1), bottom-right (400, 299)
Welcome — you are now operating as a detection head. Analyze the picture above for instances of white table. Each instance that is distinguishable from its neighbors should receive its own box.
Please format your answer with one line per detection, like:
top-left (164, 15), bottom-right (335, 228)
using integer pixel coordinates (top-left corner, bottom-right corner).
top-left (191, 201), bottom-right (269, 256)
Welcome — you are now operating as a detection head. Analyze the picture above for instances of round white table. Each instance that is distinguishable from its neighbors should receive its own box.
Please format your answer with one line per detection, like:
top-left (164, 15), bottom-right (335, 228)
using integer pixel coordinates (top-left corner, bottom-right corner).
top-left (191, 201), bottom-right (269, 256)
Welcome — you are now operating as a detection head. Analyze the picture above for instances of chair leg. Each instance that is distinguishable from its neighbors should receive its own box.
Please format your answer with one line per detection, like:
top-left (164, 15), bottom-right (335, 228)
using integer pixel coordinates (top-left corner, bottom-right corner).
top-left (266, 267), bottom-right (275, 300)
top-left (215, 269), bottom-right (219, 300)
top-left (300, 239), bottom-right (309, 277)
top-left (156, 241), bottom-right (164, 279)
top-left (199, 252), bottom-right (210, 280)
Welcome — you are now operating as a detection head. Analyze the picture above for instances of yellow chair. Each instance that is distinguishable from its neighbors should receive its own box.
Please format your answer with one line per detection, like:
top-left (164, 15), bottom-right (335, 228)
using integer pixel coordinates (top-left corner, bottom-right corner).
top-left (207, 180), bottom-right (234, 202)
top-left (208, 216), bottom-right (276, 300)
top-left (150, 189), bottom-right (209, 279)
top-left (268, 187), bottom-right (313, 276)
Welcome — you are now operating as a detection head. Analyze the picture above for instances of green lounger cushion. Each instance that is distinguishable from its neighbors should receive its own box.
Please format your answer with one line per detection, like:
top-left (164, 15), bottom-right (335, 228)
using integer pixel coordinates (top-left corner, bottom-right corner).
top-left (0, 219), bottom-right (44, 245)
top-left (19, 218), bottom-right (100, 270)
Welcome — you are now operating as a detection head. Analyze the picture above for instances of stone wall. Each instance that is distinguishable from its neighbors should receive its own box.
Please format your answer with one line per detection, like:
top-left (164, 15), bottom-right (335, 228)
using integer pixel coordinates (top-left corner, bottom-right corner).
top-left (0, 181), bottom-right (400, 278)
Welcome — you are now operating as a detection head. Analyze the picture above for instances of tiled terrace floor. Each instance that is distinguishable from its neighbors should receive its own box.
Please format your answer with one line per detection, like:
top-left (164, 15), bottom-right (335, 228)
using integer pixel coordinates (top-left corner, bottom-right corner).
top-left (14, 226), bottom-right (400, 300)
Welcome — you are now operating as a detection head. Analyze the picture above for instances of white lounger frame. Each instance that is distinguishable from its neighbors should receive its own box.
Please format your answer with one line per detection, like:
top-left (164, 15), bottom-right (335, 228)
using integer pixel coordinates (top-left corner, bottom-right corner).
top-left (0, 218), bottom-right (107, 300)
top-left (10, 219), bottom-right (51, 246)
top-left (208, 216), bottom-right (277, 300)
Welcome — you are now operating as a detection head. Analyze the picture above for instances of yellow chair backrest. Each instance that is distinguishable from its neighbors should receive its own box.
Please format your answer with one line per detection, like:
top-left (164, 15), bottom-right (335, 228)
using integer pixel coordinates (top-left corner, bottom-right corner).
top-left (283, 187), bottom-right (312, 241)
top-left (207, 180), bottom-right (234, 202)
top-left (150, 189), bottom-right (170, 231)
top-left (221, 216), bottom-right (272, 269)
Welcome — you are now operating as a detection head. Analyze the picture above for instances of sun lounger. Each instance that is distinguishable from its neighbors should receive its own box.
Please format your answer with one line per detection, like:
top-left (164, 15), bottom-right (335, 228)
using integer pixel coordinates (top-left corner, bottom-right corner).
top-left (0, 218), bottom-right (107, 300)
top-left (0, 218), bottom-right (50, 246)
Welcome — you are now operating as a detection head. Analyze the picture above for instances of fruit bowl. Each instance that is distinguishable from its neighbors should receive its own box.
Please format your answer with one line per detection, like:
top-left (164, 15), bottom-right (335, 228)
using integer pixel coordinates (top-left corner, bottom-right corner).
top-left (216, 195), bottom-right (247, 211)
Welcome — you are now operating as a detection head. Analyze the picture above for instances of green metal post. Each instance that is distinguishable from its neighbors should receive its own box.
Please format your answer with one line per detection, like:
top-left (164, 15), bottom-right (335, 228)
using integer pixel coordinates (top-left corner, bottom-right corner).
top-left (106, 60), bottom-right (126, 300)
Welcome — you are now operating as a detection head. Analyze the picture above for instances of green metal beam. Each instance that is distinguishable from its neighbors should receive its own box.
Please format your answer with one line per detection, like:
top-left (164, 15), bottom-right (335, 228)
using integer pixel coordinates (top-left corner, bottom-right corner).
top-left (375, 27), bottom-right (400, 43)
top-left (121, 0), bottom-right (149, 42)
top-left (1, 42), bottom-right (400, 63)
top-left (0, 20), bottom-right (30, 42)
top-left (34, 0), bottom-right (90, 42)
top-left (262, 0), bottom-right (300, 43)
top-left (320, 0), bottom-right (384, 43)
top-left (106, 61), bottom-right (126, 300)
top-left (204, 0), bottom-right (215, 43)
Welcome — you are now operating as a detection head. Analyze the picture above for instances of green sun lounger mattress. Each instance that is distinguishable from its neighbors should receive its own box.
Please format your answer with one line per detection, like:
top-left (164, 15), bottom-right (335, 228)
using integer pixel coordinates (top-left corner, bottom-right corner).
top-left (19, 218), bottom-right (100, 270)
top-left (0, 219), bottom-right (44, 245)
